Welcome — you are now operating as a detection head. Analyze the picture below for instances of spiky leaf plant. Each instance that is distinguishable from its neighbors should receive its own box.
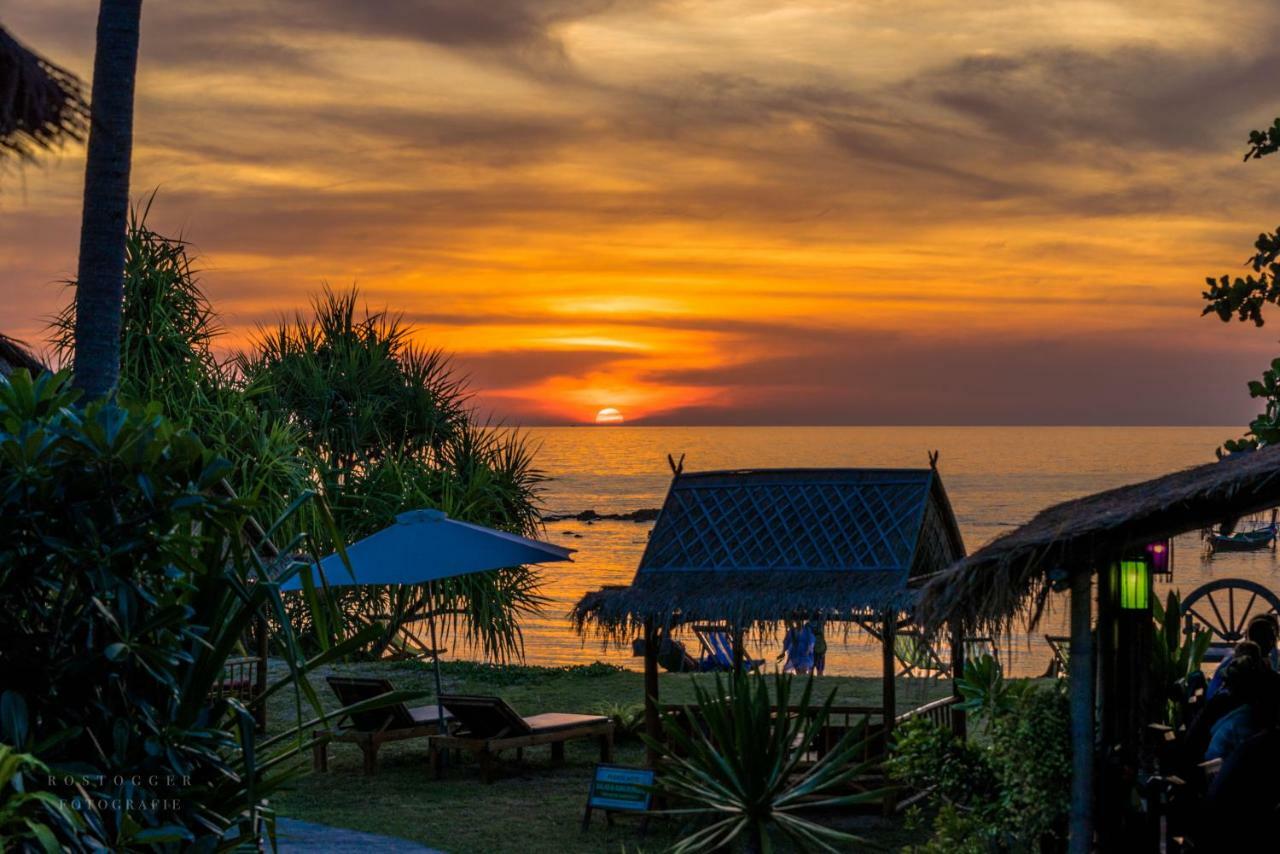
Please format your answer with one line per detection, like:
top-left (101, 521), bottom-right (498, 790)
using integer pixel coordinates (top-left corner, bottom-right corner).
top-left (647, 670), bottom-right (886, 854)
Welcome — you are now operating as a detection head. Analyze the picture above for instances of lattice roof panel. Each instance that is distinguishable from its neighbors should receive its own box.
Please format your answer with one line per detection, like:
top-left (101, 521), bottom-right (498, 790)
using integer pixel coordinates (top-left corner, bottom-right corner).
top-left (638, 468), bottom-right (952, 578)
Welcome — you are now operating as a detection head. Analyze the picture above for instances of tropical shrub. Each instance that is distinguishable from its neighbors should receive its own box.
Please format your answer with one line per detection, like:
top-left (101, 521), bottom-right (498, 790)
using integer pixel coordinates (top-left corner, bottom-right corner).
top-left (647, 670), bottom-right (883, 853)
top-left (237, 287), bottom-right (546, 660)
top-left (51, 211), bottom-right (548, 663)
top-left (1152, 591), bottom-right (1211, 728)
top-left (49, 203), bottom-right (318, 537)
top-left (596, 702), bottom-right (646, 742)
top-left (0, 369), bottom-right (398, 851)
top-left (890, 655), bottom-right (1071, 852)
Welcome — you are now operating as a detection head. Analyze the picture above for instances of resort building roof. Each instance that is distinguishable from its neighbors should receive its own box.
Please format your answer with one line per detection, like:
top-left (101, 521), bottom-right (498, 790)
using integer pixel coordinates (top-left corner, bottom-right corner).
top-left (572, 466), bottom-right (965, 636)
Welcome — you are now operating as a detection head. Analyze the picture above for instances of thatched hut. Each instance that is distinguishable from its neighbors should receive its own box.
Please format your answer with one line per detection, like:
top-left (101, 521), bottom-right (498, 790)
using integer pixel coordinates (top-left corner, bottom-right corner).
top-left (914, 444), bottom-right (1280, 854)
top-left (0, 26), bottom-right (88, 162)
top-left (0, 334), bottom-right (45, 376)
top-left (573, 465), bottom-right (967, 761)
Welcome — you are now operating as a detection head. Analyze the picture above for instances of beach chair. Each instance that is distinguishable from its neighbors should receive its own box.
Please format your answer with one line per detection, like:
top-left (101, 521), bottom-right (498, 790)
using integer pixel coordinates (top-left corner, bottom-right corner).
top-left (692, 625), bottom-right (763, 672)
top-left (1043, 634), bottom-right (1071, 679)
top-left (312, 676), bottom-right (452, 775)
top-left (893, 631), bottom-right (949, 679)
top-left (433, 694), bottom-right (614, 783)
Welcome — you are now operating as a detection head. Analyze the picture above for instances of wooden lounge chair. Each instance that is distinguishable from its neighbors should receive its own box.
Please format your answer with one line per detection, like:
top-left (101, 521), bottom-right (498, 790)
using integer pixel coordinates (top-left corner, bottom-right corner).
top-left (433, 694), bottom-right (614, 783)
top-left (312, 676), bottom-right (452, 775)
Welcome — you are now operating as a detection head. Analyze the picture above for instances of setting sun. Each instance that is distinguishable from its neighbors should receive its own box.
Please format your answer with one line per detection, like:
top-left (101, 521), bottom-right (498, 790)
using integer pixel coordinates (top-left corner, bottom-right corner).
top-left (594, 407), bottom-right (624, 425)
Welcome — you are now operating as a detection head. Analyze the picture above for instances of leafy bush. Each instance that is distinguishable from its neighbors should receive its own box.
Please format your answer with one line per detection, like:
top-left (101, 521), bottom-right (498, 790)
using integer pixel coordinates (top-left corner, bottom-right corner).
top-left (236, 286), bottom-right (547, 661)
top-left (890, 655), bottom-right (1071, 852)
top-left (595, 702), bottom-right (646, 742)
top-left (647, 670), bottom-right (883, 853)
top-left (1152, 591), bottom-right (1211, 727)
top-left (0, 370), bottom-right (393, 851)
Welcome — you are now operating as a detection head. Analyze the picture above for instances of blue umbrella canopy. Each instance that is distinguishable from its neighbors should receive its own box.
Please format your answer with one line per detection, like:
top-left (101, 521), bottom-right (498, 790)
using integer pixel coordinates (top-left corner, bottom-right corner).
top-left (281, 509), bottom-right (574, 590)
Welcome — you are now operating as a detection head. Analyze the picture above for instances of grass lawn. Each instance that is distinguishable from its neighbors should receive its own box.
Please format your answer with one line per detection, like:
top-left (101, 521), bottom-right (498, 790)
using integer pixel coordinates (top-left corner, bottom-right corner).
top-left (265, 659), bottom-right (947, 853)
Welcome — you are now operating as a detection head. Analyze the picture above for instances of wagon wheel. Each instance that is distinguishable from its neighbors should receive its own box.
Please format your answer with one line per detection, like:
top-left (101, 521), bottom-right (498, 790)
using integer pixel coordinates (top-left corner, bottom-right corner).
top-left (1180, 578), bottom-right (1280, 644)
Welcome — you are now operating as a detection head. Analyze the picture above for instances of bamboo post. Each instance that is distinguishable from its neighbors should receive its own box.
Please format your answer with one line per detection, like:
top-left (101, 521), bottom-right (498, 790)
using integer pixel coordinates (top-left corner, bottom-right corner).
top-left (1069, 568), bottom-right (1095, 854)
top-left (949, 619), bottom-right (966, 740)
top-left (643, 618), bottom-right (661, 767)
top-left (882, 614), bottom-right (896, 744)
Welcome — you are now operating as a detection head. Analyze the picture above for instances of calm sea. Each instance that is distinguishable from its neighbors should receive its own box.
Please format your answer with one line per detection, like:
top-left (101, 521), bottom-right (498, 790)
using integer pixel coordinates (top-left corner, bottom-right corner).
top-left (468, 426), bottom-right (1277, 677)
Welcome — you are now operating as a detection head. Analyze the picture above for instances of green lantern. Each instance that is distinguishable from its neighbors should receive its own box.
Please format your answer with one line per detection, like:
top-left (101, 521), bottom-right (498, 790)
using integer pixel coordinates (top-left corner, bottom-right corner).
top-left (1111, 558), bottom-right (1151, 610)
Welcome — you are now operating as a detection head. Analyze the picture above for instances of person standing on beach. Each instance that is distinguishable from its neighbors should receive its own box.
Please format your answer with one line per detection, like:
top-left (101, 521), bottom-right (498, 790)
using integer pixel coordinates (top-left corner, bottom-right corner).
top-left (809, 618), bottom-right (827, 676)
top-left (779, 619), bottom-right (815, 674)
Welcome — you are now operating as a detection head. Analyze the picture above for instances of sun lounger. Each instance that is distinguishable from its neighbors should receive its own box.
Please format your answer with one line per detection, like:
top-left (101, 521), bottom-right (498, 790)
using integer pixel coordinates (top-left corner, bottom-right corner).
top-left (1043, 634), bottom-right (1071, 679)
top-left (312, 676), bottom-right (452, 775)
top-left (692, 625), bottom-right (763, 672)
top-left (433, 694), bottom-right (613, 783)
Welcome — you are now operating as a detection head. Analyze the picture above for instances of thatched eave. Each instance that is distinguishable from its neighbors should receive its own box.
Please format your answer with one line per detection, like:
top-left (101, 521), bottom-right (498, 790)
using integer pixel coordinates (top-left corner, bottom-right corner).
top-left (571, 569), bottom-right (915, 643)
top-left (916, 444), bottom-right (1280, 633)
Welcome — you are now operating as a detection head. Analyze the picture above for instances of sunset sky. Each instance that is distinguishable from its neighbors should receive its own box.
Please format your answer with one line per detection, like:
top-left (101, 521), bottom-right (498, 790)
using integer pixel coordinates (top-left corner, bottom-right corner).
top-left (4, 0), bottom-right (1280, 425)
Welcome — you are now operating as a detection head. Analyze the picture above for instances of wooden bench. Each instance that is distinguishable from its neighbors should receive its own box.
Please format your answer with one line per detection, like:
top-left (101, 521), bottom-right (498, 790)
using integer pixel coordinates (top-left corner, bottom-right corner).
top-left (433, 694), bottom-right (613, 783)
top-left (312, 676), bottom-right (451, 775)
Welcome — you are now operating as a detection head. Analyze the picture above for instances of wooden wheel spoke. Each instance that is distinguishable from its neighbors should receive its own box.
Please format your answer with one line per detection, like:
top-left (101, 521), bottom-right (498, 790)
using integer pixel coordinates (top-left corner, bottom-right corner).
top-left (1207, 593), bottom-right (1230, 637)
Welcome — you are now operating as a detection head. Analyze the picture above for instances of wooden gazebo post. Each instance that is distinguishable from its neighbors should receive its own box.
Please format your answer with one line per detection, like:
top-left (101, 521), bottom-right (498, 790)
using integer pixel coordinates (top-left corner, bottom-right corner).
top-left (948, 618), bottom-right (966, 739)
top-left (1068, 567), bottom-right (1095, 854)
top-left (642, 617), bottom-right (662, 767)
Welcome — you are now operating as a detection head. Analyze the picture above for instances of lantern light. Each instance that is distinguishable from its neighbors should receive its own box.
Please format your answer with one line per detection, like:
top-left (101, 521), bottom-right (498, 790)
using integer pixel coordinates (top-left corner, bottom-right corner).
top-left (1145, 539), bottom-right (1173, 580)
top-left (1112, 558), bottom-right (1151, 610)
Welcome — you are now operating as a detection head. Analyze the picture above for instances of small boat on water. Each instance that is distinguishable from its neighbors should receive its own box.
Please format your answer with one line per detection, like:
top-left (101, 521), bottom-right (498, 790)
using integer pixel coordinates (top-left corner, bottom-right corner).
top-left (1206, 510), bottom-right (1279, 554)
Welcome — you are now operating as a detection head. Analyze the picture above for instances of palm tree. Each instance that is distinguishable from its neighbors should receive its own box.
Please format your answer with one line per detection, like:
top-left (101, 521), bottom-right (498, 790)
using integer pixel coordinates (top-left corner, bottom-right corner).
top-left (70, 0), bottom-right (143, 401)
top-left (0, 25), bottom-right (88, 161)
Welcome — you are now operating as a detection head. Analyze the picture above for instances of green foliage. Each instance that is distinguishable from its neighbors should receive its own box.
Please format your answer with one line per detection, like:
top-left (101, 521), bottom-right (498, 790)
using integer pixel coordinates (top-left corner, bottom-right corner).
top-left (1152, 591), bottom-right (1212, 727)
top-left (646, 670), bottom-right (883, 853)
top-left (1199, 118), bottom-right (1280, 453)
top-left (595, 702), bottom-right (647, 742)
top-left (0, 746), bottom-right (84, 853)
top-left (954, 654), bottom-right (1027, 719)
top-left (0, 369), bottom-right (404, 850)
top-left (52, 210), bottom-right (548, 664)
top-left (50, 202), bottom-right (318, 536)
top-left (892, 658), bottom-right (1071, 852)
top-left (403, 659), bottom-right (625, 685)
top-left (238, 286), bottom-right (547, 661)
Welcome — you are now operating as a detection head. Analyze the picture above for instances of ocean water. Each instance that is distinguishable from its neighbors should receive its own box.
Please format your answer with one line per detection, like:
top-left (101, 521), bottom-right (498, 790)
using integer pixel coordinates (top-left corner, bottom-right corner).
top-left (466, 426), bottom-right (1279, 677)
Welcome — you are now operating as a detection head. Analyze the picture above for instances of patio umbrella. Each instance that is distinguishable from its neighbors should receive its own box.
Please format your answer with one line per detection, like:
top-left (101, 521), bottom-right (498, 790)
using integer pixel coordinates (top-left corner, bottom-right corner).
top-left (282, 509), bottom-right (574, 729)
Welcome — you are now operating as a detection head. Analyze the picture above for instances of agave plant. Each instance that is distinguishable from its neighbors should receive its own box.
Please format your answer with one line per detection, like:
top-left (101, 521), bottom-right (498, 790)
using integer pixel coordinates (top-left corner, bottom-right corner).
top-left (647, 670), bottom-right (885, 854)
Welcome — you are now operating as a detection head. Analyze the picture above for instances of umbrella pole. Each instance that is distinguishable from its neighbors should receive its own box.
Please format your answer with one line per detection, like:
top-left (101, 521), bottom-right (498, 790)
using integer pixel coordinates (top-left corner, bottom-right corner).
top-left (428, 580), bottom-right (448, 741)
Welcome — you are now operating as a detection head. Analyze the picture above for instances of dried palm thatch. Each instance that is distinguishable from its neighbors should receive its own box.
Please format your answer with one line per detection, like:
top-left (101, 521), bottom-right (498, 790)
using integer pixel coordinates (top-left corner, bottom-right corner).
top-left (0, 26), bottom-right (88, 161)
top-left (915, 444), bottom-right (1280, 634)
top-left (572, 467), bottom-right (965, 642)
top-left (0, 333), bottom-right (46, 376)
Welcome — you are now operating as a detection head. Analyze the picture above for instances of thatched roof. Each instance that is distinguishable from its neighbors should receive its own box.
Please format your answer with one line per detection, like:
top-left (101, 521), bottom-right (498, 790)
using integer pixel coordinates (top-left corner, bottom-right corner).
top-left (1, 26), bottom-right (88, 162)
top-left (572, 467), bottom-right (965, 638)
top-left (916, 444), bottom-right (1280, 633)
top-left (0, 334), bottom-right (45, 376)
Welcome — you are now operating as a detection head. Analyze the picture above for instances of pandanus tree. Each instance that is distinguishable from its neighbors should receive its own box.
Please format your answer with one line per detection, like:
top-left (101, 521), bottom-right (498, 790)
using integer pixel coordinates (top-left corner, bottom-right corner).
top-left (237, 288), bottom-right (547, 660)
top-left (70, 0), bottom-right (143, 401)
